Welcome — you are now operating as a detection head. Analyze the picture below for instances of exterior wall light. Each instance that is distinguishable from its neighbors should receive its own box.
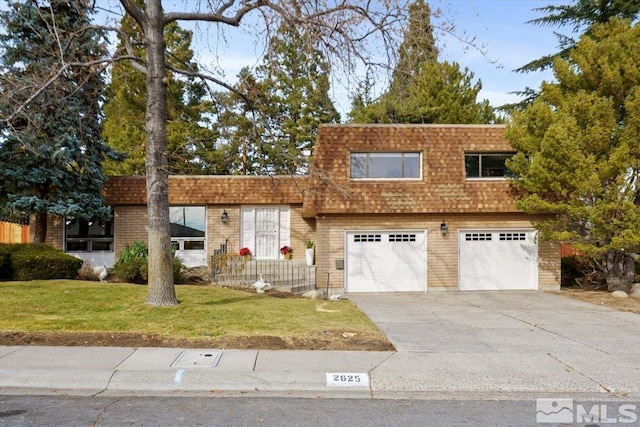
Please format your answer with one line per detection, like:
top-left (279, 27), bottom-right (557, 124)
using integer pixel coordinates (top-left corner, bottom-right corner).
top-left (221, 210), bottom-right (229, 224)
top-left (440, 220), bottom-right (448, 237)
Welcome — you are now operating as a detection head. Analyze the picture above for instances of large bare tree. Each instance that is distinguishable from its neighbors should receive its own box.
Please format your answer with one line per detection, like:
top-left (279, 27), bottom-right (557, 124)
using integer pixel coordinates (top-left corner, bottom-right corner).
top-left (2, 0), bottom-right (473, 306)
top-left (117, 0), bottom-right (411, 305)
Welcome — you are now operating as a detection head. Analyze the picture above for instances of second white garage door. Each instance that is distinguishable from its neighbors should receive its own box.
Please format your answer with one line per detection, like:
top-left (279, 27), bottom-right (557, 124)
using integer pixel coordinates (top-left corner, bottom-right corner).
top-left (346, 230), bottom-right (426, 292)
top-left (459, 230), bottom-right (538, 290)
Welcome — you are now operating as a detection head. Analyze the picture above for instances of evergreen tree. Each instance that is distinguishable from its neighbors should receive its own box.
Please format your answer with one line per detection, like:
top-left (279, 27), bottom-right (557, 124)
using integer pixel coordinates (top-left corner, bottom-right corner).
top-left (350, 61), bottom-right (496, 124)
top-left (505, 0), bottom-right (640, 111)
top-left (103, 10), bottom-right (221, 175)
top-left (388, 0), bottom-right (438, 99)
top-left (349, 0), bottom-right (497, 124)
top-left (517, 0), bottom-right (640, 73)
top-left (0, 0), bottom-right (116, 242)
top-left (215, 68), bottom-right (267, 175)
top-left (113, 0), bottom-right (416, 305)
top-left (506, 19), bottom-right (640, 292)
top-left (216, 24), bottom-right (340, 175)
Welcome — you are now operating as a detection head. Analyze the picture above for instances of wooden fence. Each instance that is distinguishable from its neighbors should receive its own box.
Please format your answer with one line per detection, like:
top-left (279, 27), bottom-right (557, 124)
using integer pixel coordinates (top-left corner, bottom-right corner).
top-left (0, 221), bottom-right (30, 244)
top-left (561, 243), bottom-right (584, 258)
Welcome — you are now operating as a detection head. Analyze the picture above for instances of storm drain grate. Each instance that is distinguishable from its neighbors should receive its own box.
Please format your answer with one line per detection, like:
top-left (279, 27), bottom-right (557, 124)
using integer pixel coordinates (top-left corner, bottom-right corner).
top-left (171, 350), bottom-right (222, 368)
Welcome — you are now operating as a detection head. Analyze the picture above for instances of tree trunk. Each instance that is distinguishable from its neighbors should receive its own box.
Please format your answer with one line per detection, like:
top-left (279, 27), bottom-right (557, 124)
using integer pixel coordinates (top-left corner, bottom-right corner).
top-left (144, 0), bottom-right (177, 306)
top-left (605, 249), bottom-right (635, 293)
top-left (31, 212), bottom-right (47, 243)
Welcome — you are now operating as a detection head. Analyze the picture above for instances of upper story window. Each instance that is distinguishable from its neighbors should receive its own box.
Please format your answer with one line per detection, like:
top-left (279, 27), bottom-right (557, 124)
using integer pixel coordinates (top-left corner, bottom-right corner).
top-left (65, 210), bottom-right (114, 252)
top-left (170, 206), bottom-right (206, 251)
top-left (465, 152), bottom-right (515, 179)
top-left (350, 152), bottom-right (421, 179)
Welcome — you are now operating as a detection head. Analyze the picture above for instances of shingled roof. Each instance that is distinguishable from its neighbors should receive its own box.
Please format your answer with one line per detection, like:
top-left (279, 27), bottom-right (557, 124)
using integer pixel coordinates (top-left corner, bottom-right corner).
top-left (303, 124), bottom-right (519, 217)
top-left (104, 125), bottom-right (519, 215)
top-left (104, 175), bottom-right (308, 205)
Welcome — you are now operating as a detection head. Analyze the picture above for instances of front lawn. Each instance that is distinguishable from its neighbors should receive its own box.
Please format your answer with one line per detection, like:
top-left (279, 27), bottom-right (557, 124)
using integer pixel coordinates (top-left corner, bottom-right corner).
top-left (0, 280), bottom-right (393, 350)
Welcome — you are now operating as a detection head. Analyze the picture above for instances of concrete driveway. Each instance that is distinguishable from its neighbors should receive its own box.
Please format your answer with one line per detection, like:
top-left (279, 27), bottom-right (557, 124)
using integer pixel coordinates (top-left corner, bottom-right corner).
top-left (351, 291), bottom-right (640, 395)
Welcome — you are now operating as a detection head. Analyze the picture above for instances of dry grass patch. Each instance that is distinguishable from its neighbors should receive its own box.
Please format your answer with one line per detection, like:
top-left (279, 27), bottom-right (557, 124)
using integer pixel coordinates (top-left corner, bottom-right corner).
top-left (559, 289), bottom-right (640, 315)
top-left (0, 280), bottom-right (393, 350)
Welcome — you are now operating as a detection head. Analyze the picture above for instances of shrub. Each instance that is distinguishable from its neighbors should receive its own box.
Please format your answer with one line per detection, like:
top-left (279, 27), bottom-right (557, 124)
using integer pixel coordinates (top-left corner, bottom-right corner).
top-left (561, 255), bottom-right (605, 289)
top-left (117, 241), bottom-right (148, 263)
top-left (112, 241), bottom-right (184, 284)
top-left (113, 257), bottom-right (147, 284)
top-left (0, 247), bottom-right (13, 280)
top-left (0, 244), bottom-right (22, 278)
top-left (1, 244), bottom-right (83, 281)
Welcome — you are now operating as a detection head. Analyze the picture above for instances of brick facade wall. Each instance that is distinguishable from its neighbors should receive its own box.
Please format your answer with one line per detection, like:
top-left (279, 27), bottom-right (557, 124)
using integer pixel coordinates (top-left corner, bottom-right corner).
top-left (114, 205), bottom-right (148, 256)
top-left (113, 204), bottom-right (313, 265)
top-left (315, 213), bottom-right (560, 293)
top-left (43, 216), bottom-right (63, 249)
top-left (289, 205), bottom-right (316, 260)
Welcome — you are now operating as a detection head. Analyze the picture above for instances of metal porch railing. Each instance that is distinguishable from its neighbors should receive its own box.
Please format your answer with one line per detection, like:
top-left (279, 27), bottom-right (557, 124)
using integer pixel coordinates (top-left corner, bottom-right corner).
top-left (211, 254), bottom-right (316, 294)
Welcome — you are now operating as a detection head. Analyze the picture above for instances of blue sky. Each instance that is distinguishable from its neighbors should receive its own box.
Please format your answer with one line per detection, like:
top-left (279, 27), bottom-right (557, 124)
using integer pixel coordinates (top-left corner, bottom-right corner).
top-left (189, 0), bottom-right (567, 114)
top-left (435, 0), bottom-right (564, 109)
top-left (98, 1), bottom-right (567, 114)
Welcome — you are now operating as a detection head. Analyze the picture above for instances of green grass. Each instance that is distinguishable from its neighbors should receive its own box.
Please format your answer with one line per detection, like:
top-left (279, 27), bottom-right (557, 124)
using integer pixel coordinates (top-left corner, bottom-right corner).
top-left (0, 280), bottom-right (385, 343)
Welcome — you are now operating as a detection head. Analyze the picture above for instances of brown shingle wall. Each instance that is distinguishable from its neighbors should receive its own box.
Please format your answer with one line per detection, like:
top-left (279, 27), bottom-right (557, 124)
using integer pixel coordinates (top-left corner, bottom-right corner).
top-left (105, 176), bottom-right (308, 206)
top-left (315, 213), bottom-right (560, 292)
top-left (306, 124), bottom-right (517, 216)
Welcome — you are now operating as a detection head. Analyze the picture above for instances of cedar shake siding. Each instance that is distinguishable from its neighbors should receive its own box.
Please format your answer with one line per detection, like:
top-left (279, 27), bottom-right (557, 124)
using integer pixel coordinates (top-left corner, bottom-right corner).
top-left (304, 124), bottom-right (516, 217)
top-left (105, 175), bottom-right (308, 206)
top-left (41, 124), bottom-right (559, 293)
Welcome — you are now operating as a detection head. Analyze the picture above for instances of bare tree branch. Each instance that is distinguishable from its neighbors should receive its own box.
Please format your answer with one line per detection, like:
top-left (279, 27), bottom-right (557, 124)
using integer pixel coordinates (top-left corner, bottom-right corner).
top-left (119, 0), bottom-right (146, 29)
top-left (164, 0), bottom-right (263, 26)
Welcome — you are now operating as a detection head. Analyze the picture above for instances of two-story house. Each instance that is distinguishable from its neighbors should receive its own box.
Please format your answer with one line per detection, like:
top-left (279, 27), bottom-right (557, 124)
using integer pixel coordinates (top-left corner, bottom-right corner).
top-left (42, 124), bottom-right (560, 294)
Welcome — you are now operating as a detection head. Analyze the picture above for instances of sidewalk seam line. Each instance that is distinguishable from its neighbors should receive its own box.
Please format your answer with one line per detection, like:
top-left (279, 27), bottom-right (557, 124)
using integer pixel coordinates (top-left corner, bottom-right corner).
top-left (95, 348), bottom-right (137, 396)
top-left (546, 352), bottom-right (611, 393)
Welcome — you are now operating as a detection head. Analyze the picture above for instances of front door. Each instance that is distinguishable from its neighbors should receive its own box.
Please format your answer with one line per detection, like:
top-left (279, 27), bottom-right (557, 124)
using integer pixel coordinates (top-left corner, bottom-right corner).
top-left (241, 206), bottom-right (290, 260)
top-left (254, 207), bottom-right (279, 259)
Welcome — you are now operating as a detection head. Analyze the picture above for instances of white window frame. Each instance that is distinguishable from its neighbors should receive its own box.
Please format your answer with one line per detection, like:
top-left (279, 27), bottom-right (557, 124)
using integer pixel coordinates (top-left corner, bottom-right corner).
top-left (350, 152), bottom-right (422, 180)
top-left (170, 206), bottom-right (206, 252)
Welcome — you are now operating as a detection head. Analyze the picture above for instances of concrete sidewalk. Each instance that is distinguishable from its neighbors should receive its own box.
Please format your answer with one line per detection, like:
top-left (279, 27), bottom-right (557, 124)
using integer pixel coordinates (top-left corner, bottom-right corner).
top-left (1, 291), bottom-right (640, 400)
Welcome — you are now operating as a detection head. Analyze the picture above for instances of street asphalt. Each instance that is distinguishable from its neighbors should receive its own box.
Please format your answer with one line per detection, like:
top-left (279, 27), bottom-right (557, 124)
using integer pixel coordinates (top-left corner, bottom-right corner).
top-left (1, 291), bottom-right (639, 401)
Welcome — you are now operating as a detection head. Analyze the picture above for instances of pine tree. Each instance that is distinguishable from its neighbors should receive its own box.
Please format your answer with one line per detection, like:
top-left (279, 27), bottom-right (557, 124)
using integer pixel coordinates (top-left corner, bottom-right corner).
top-left (388, 0), bottom-right (438, 99)
top-left (517, 0), bottom-right (640, 73)
top-left (216, 68), bottom-right (267, 175)
top-left (103, 10), bottom-right (220, 175)
top-left (506, 19), bottom-right (640, 292)
top-left (0, 0), bottom-right (116, 242)
top-left (216, 24), bottom-right (340, 174)
top-left (349, 0), bottom-right (497, 124)
top-left (504, 0), bottom-right (640, 111)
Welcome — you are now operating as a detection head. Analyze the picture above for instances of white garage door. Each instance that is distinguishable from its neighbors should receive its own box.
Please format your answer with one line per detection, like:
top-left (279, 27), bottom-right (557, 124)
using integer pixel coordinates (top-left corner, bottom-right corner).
top-left (459, 230), bottom-right (538, 290)
top-left (346, 231), bottom-right (426, 292)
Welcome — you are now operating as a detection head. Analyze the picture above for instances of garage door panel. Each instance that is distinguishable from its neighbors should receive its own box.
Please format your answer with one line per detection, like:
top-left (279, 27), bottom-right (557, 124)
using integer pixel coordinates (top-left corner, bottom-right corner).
top-left (346, 231), bottom-right (426, 293)
top-left (459, 230), bottom-right (537, 291)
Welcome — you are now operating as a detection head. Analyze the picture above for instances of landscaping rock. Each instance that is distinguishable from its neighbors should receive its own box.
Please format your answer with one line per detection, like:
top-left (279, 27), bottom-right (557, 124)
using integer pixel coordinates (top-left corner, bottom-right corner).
top-left (630, 283), bottom-right (640, 295)
top-left (181, 266), bottom-right (213, 285)
top-left (302, 289), bottom-right (326, 300)
top-left (611, 290), bottom-right (628, 298)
